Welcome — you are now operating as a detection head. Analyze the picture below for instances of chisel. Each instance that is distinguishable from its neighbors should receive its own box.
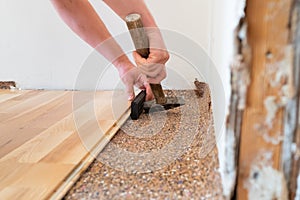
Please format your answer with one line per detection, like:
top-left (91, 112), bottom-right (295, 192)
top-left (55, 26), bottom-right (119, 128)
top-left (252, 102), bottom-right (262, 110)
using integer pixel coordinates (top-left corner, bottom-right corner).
top-left (125, 13), bottom-right (185, 120)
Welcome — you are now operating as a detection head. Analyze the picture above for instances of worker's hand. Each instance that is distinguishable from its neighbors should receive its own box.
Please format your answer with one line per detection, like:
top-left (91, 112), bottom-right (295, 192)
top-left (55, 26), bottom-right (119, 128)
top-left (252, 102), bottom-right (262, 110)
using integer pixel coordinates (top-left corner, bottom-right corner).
top-left (133, 28), bottom-right (169, 84)
top-left (117, 61), bottom-right (154, 101)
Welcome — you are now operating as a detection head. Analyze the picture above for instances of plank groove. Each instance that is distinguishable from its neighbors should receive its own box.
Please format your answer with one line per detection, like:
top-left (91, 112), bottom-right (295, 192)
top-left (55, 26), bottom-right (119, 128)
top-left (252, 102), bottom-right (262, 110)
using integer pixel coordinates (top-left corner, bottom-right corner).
top-left (0, 91), bottom-right (67, 123)
top-left (0, 90), bottom-right (130, 199)
top-left (0, 90), bottom-right (39, 111)
top-left (0, 90), bottom-right (30, 104)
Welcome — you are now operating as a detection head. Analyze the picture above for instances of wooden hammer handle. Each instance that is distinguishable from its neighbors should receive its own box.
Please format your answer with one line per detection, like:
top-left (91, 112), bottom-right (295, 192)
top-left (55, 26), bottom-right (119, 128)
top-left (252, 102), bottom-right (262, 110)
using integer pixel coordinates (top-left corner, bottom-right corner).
top-left (125, 13), bottom-right (166, 104)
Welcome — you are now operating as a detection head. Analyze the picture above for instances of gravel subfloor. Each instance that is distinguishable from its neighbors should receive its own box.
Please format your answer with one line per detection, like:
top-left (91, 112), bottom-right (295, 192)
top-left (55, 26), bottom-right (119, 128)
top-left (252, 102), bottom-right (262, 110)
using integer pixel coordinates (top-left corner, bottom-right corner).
top-left (64, 85), bottom-right (223, 199)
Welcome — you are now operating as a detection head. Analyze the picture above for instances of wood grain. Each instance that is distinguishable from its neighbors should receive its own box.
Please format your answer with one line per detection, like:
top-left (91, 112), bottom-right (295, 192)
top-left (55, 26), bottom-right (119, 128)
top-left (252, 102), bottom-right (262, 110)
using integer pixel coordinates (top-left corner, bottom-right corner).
top-left (0, 90), bottom-right (29, 104)
top-left (237, 0), bottom-right (293, 199)
top-left (0, 90), bottom-right (130, 200)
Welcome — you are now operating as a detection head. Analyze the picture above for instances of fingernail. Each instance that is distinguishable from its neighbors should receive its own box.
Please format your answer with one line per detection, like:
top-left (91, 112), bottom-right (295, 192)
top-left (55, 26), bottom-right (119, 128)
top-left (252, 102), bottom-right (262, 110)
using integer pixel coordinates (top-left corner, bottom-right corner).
top-left (128, 94), bottom-right (134, 101)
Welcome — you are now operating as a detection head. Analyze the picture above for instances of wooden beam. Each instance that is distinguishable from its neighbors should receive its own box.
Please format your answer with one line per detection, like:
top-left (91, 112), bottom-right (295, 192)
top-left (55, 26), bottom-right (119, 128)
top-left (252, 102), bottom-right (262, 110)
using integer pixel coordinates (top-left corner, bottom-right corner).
top-left (237, 0), bottom-right (295, 199)
top-left (288, 1), bottom-right (300, 198)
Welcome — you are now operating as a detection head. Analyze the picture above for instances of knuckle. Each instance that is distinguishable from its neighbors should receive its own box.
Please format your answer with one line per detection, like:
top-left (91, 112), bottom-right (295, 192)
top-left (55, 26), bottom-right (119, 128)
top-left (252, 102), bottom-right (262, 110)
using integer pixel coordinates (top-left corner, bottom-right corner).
top-left (164, 51), bottom-right (170, 60)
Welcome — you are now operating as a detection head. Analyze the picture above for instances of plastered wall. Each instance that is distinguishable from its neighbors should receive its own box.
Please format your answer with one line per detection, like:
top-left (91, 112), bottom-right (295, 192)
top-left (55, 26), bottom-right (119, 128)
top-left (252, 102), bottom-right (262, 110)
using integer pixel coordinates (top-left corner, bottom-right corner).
top-left (0, 0), bottom-right (229, 91)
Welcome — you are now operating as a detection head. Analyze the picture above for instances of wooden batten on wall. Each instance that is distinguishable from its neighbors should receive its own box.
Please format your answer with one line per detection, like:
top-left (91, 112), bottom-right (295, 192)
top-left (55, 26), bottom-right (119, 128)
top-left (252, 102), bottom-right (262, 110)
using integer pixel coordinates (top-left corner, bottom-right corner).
top-left (288, 1), bottom-right (300, 199)
top-left (225, 0), bottom-right (300, 199)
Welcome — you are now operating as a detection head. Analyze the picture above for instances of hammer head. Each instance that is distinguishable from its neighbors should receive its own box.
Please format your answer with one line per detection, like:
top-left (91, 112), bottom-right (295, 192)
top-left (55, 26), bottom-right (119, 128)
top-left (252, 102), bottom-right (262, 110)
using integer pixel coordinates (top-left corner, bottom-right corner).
top-left (130, 90), bottom-right (185, 120)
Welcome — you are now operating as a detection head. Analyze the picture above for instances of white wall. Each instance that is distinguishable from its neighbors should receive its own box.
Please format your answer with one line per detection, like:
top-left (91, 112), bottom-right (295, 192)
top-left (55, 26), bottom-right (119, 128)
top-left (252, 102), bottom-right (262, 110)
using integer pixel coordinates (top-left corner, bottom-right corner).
top-left (0, 0), bottom-right (225, 90)
top-left (0, 0), bottom-right (87, 89)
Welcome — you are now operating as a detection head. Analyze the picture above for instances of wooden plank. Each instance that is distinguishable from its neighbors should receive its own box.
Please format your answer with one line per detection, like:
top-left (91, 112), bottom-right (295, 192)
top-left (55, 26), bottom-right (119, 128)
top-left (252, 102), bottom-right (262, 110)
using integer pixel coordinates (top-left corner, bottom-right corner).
top-left (0, 124), bottom-right (74, 163)
top-left (0, 90), bottom-right (29, 104)
top-left (0, 126), bottom-right (45, 159)
top-left (28, 91), bottom-right (93, 129)
top-left (49, 106), bottom-right (131, 200)
top-left (288, 2), bottom-right (300, 198)
top-left (0, 92), bottom-right (71, 158)
top-left (0, 90), bottom-right (126, 161)
top-left (0, 186), bottom-right (46, 200)
top-left (0, 162), bottom-right (74, 200)
top-left (0, 90), bottom-right (41, 111)
top-left (0, 90), bottom-right (130, 199)
top-left (41, 91), bottom-right (129, 164)
top-left (237, 0), bottom-right (293, 199)
top-left (0, 90), bottom-right (67, 122)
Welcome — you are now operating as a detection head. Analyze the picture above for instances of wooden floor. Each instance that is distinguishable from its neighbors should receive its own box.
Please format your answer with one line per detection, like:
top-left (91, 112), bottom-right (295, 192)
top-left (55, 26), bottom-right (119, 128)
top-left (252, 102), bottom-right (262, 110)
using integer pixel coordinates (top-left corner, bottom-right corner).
top-left (0, 89), bottom-right (130, 199)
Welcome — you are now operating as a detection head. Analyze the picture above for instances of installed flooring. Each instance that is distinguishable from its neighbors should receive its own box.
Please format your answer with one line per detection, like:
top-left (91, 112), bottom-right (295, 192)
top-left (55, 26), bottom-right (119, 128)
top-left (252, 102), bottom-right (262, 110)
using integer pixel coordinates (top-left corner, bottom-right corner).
top-left (0, 89), bottom-right (130, 199)
top-left (65, 87), bottom-right (224, 199)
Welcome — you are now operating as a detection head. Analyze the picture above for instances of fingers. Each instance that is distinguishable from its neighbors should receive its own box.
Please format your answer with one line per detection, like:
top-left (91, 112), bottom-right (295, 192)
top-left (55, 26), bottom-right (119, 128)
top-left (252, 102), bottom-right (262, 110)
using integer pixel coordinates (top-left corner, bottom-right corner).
top-left (135, 74), bottom-right (154, 101)
top-left (145, 83), bottom-right (154, 101)
top-left (118, 65), bottom-right (154, 101)
top-left (147, 67), bottom-right (167, 84)
top-left (125, 82), bottom-right (135, 101)
top-left (133, 49), bottom-right (169, 66)
top-left (118, 65), bottom-right (136, 101)
top-left (148, 48), bottom-right (170, 64)
top-left (117, 58), bottom-right (161, 101)
top-left (133, 48), bottom-right (169, 84)
top-left (138, 63), bottom-right (165, 79)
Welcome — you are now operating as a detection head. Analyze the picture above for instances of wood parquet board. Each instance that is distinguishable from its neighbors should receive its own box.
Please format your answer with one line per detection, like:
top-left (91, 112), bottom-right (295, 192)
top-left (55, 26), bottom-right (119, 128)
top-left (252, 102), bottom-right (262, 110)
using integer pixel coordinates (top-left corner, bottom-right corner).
top-left (0, 90), bottom-right (130, 199)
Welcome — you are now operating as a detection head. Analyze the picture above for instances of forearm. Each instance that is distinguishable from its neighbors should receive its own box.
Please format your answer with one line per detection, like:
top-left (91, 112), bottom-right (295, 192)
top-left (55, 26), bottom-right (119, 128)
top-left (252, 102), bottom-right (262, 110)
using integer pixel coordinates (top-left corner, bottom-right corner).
top-left (50, 0), bottom-right (129, 68)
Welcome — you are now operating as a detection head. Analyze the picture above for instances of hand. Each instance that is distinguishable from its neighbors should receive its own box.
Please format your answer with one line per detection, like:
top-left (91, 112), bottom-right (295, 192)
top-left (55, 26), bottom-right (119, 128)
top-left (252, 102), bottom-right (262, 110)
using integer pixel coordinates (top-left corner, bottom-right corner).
top-left (133, 49), bottom-right (169, 84)
top-left (117, 62), bottom-right (154, 101)
top-left (133, 28), bottom-right (170, 84)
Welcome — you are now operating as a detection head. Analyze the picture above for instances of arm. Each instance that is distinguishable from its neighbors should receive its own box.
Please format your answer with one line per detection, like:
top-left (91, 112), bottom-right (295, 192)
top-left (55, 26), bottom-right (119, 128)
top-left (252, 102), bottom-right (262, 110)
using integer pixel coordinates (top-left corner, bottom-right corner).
top-left (50, 0), bottom-right (153, 100)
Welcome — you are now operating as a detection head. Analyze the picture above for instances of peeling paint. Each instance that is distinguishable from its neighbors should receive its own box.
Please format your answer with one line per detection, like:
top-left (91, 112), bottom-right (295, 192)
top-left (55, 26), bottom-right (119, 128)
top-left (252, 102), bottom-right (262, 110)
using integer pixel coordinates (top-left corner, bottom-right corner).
top-left (246, 166), bottom-right (288, 200)
top-left (296, 173), bottom-right (300, 200)
top-left (252, 96), bottom-right (284, 145)
top-left (223, 51), bottom-right (250, 198)
top-left (231, 54), bottom-right (250, 110)
top-left (269, 59), bottom-right (289, 88)
top-left (291, 143), bottom-right (297, 154)
top-left (222, 1), bottom-right (247, 197)
top-left (263, 44), bottom-right (298, 183)
top-left (231, 1), bottom-right (299, 199)
top-left (244, 152), bottom-right (288, 200)
top-left (238, 23), bottom-right (247, 40)
top-left (267, 46), bottom-right (296, 99)
top-left (262, 131), bottom-right (284, 145)
top-left (222, 129), bottom-right (237, 197)
top-left (258, 46), bottom-right (296, 146)
top-left (282, 99), bottom-right (298, 180)
top-left (264, 96), bottom-right (279, 128)
top-left (254, 125), bottom-right (284, 145)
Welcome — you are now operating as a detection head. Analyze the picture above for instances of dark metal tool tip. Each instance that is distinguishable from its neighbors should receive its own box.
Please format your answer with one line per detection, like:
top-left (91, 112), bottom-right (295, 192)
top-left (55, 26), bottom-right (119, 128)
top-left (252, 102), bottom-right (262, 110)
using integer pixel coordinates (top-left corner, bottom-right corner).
top-left (130, 90), bottom-right (185, 120)
top-left (143, 97), bottom-right (185, 113)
